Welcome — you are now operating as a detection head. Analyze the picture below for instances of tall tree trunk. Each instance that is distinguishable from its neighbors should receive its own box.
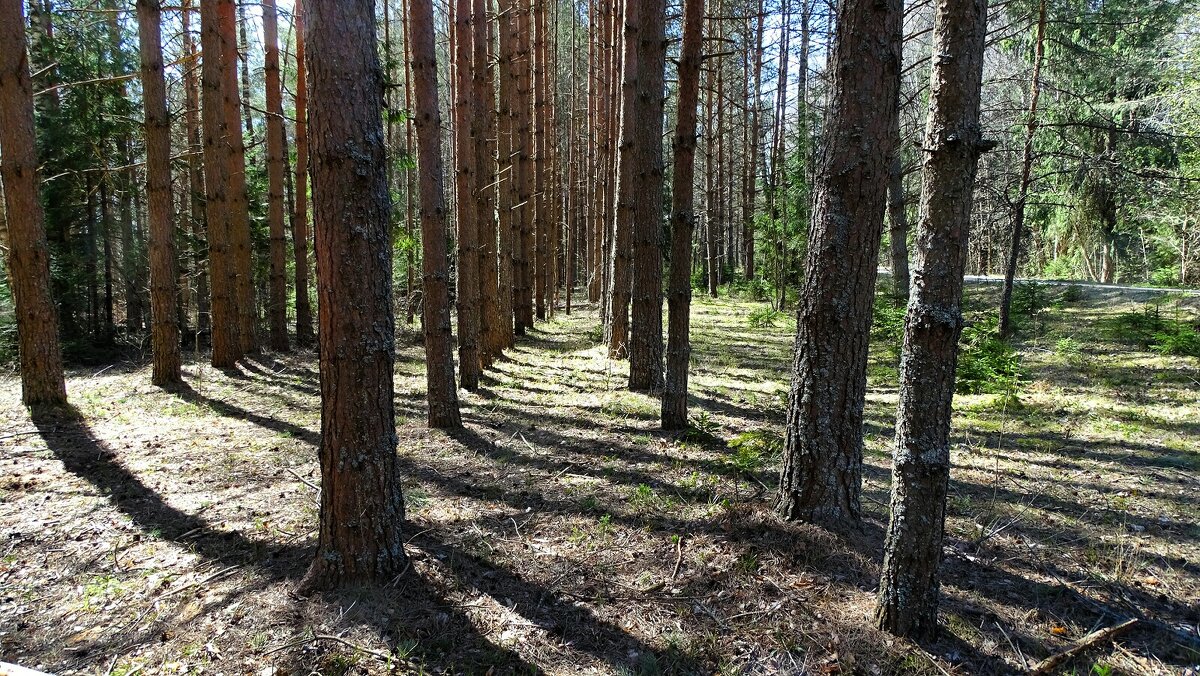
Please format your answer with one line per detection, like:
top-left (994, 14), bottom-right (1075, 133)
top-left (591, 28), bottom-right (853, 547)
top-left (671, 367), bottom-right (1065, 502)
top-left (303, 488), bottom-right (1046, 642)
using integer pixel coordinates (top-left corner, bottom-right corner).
top-left (743, 0), bottom-right (765, 281)
top-left (411, 0), bottom-right (464, 429)
top-left (605, 0), bottom-right (640, 359)
top-left (998, 0), bottom-right (1046, 337)
top-left (262, 0), bottom-right (289, 352)
top-left (137, 0), bottom-right (182, 387)
top-left (497, 0), bottom-right (517, 347)
top-left (453, 0), bottom-right (482, 390)
top-left (301, 0), bottom-right (408, 589)
top-left (533, 0), bottom-right (548, 321)
top-left (887, 154), bottom-right (910, 301)
top-left (291, 0), bottom-right (314, 347)
top-left (876, 0), bottom-right (990, 640)
top-left (662, 0), bottom-right (704, 429)
top-left (0, 0), bottom-right (67, 407)
top-left (776, 0), bottom-right (901, 526)
top-left (201, 0), bottom-right (242, 367)
top-left (476, 0), bottom-right (502, 364)
top-left (182, 0), bottom-right (209, 340)
top-left (627, 0), bottom-right (667, 392)
top-left (514, 0), bottom-right (536, 334)
top-left (219, 0), bottom-right (258, 354)
top-left (887, 3), bottom-right (909, 303)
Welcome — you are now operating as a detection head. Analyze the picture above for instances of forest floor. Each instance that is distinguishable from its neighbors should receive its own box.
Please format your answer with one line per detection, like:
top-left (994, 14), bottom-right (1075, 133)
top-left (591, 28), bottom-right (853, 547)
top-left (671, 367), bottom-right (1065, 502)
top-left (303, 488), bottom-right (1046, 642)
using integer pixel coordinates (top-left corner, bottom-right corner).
top-left (1, 284), bottom-right (1198, 675)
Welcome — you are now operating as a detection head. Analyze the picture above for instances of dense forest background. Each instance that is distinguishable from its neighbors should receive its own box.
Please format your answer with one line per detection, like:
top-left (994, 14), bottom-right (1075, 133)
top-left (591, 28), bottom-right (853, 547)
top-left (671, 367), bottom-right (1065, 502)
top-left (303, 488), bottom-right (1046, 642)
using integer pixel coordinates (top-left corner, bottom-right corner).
top-left (1, 0), bottom-right (1198, 368)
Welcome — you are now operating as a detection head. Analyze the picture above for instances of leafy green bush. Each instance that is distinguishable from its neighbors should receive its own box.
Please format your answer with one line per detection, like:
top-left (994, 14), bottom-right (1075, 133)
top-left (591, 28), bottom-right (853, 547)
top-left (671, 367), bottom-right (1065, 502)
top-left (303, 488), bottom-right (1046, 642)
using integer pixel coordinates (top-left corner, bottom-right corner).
top-left (747, 305), bottom-right (784, 328)
top-left (956, 316), bottom-right (1022, 394)
top-left (1061, 284), bottom-right (1084, 304)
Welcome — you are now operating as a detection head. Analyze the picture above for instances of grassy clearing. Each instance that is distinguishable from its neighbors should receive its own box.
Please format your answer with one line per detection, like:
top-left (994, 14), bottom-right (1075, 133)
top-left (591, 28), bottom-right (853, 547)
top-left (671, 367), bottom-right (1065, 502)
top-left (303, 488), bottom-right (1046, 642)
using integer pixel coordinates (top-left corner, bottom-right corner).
top-left (0, 284), bottom-right (1197, 674)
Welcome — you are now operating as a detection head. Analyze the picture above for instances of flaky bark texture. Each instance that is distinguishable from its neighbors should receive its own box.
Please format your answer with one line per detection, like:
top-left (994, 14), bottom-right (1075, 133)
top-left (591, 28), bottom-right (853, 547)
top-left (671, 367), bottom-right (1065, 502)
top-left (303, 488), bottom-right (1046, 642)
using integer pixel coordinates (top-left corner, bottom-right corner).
top-left (662, 0), bottom-right (704, 429)
top-left (199, 0), bottom-right (241, 367)
top-left (262, 0), bottom-right (289, 352)
top-left (302, 0), bottom-right (408, 589)
top-left (136, 0), bottom-right (182, 387)
top-left (411, 0), bottom-right (463, 429)
top-left (291, 0), bottom-right (314, 348)
top-left (875, 0), bottom-right (990, 641)
top-left (627, 0), bottom-right (667, 392)
top-left (496, 0), bottom-right (517, 349)
top-left (604, 0), bottom-right (640, 359)
top-left (776, 0), bottom-right (901, 526)
top-left (0, 0), bottom-right (67, 406)
top-left (453, 0), bottom-right (482, 390)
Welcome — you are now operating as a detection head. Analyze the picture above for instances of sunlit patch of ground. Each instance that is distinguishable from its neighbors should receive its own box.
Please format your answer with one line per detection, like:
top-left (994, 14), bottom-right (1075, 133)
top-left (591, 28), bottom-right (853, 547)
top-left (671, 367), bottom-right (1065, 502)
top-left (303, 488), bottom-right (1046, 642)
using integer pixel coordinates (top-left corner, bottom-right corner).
top-left (0, 286), bottom-right (1196, 674)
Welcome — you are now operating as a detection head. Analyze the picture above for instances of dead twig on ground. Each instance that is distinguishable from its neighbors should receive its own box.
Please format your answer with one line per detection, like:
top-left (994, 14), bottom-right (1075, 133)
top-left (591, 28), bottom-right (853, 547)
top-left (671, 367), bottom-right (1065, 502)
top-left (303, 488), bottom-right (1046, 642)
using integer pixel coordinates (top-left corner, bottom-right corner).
top-left (1030, 619), bottom-right (1138, 674)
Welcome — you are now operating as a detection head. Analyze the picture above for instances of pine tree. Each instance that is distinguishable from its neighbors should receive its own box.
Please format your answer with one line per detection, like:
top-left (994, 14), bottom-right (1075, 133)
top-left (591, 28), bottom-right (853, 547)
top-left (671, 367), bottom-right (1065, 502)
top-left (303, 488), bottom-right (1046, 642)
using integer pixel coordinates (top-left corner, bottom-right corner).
top-left (0, 0), bottom-right (67, 407)
top-left (411, 0), bottom-right (463, 428)
top-left (876, 0), bottom-right (991, 639)
top-left (302, 0), bottom-right (409, 589)
top-left (135, 0), bottom-right (182, 387)
top-left (776, 0), bottom-right (902, 525)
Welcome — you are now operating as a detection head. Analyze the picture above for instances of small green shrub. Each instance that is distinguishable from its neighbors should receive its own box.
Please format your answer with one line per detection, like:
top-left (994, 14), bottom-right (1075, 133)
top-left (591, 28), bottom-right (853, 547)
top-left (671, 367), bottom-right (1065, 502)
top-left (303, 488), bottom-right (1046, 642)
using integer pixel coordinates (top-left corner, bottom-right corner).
top-left (1054, 336), bottom-right (1085, 365)
top-left (727, 430), bottom-right (782, 473)
top-left (1011, 281), bottom-right (1049, 334)
top-left (1151, 326), bottom-right (1200, 357)
top-left (728, 277), bottom-right (774, 302)
top-left (956, 316), bottom-right (1021, 394)
top-left (747, 305), bottom-right (784, 328)
top-left (871, 293), bottom-right (907, 363)
top-left (1061, 284), bottom-right (1084, 303)
top-left (1150, 266), bottom-right (1181, 288)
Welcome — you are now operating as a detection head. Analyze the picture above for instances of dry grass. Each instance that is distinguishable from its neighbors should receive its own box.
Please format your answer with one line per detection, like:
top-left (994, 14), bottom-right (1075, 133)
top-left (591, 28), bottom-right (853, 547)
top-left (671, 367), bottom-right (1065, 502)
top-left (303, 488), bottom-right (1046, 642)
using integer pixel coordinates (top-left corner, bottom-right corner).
top-left (0, 286), bottom-right (1197, 675)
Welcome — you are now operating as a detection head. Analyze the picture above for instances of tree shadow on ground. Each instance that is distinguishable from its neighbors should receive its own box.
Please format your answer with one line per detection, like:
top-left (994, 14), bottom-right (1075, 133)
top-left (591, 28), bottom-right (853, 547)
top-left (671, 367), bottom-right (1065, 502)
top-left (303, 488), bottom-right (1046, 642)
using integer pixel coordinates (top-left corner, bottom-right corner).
top-left (27, 402), bottom-right (686, 674)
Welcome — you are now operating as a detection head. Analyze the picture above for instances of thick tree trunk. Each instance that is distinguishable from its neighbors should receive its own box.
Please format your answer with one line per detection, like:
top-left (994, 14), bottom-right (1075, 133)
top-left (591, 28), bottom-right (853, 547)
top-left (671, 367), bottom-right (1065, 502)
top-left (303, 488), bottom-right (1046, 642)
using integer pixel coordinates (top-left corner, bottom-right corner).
top-left (604, 0), bottom-right (640, 359)
top-left (219, 0), bottom-right (258, 355)
top-left (627, 0), bottom-right (667, 392)
top-left (301, 0), bottom-right (409, 590)
top-left (776, 0), bottom-right (901, 526)
top-left (998, 0), bottom-right (1046, 338)
top-left (291, 0), bottom-right (314, 348)
top-left (662, 0), bottom-right (704, 429)
top-left (0, 0), bottom-right (67, 407)
top-left (411, 0), bottom-right (463, 429)
top-left (496, 0), bottom-right (517, 348)
top-left (453, 0), bottom-right (482, 390)
top-left (200, 0), bottom-right (242, 367)
top-left (476, 0), bottom-right (502, 364)
top-left (136, 0), bottom-right (182, 387)
top-left (262, 0), bottom-right (289, 352)
top-left (875, 0), bottom-right (990, 640)
top-left (514, 0), bottom-right (536, 334)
